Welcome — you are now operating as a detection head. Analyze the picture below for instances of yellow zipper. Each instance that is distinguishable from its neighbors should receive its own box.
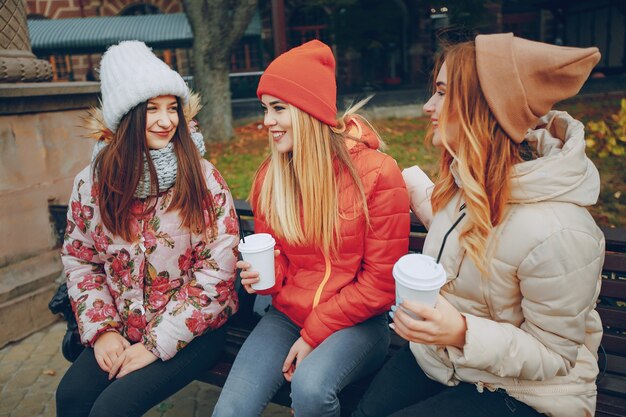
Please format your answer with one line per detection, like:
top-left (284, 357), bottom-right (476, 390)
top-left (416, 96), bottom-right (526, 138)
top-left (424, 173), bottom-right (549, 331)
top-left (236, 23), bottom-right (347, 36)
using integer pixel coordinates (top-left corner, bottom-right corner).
top-left (312, 255), bottom-right (332, 308)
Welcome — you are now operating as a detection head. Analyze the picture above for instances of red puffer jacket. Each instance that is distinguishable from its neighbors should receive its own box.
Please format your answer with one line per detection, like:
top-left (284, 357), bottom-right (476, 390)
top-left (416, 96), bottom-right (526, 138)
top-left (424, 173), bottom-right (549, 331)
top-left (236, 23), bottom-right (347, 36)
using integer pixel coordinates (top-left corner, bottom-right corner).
top-left (252, 120), bottom-right (410, 347)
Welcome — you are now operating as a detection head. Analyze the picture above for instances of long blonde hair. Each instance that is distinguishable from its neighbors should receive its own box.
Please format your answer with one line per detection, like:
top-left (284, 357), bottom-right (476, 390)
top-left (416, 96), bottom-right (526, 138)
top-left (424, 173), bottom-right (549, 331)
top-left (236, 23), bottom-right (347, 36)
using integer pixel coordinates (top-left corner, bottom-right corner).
top-left (251, 101), bottom-right (375, 257)
top-left (430, 41), bottom-right (523, 273)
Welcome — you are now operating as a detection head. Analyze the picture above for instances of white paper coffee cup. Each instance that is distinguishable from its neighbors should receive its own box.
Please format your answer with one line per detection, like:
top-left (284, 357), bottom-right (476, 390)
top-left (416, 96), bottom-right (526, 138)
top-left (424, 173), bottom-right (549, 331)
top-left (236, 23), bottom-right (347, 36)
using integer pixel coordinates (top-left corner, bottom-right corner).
top-left (238, 233), bottom-right (276, 291)
top-left (393, 254), bottom-right (446, 316)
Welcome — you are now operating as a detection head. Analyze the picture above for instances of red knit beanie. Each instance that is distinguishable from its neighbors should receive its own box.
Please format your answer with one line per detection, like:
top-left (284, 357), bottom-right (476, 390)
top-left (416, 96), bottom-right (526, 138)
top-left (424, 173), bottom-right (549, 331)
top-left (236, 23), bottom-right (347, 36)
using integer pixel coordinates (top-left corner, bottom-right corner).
top-left (257, 40), bottom-right (338, 127)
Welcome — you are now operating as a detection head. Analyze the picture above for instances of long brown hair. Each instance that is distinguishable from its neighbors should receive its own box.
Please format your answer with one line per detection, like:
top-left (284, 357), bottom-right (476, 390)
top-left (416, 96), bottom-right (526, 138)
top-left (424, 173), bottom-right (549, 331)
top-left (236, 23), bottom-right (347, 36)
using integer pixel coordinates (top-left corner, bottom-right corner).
top-left (430, 41), bottom-right (522, 273)
top-left (94, 98), bottom-right (215, 241)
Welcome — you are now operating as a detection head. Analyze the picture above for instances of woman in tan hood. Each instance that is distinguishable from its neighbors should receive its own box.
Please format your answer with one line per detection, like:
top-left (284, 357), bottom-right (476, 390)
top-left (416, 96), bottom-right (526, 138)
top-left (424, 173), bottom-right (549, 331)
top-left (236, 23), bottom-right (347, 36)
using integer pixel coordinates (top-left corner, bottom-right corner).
top-left (353, 33), bottom-right (604, 417)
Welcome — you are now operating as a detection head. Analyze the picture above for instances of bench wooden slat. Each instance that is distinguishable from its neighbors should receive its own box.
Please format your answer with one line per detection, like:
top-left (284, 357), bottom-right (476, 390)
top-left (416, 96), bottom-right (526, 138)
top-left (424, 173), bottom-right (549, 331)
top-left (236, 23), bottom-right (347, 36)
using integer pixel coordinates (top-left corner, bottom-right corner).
top-left (600, 278), bottom-right (626, 299)
top-left (408, 235), bottom-right (426, 252)
top-left (603, 354), bottom-right (626, 376)
top-left (409, 213), bottom-right (428, 234)
top-left (239, 218), bottom-right (255, 233)
top-left (603, 228), bottom-right (626, 253)
top-left (596, 392), bottom-right (626, 417)
top-left (598, 374), bottom-right (626, 399)
top-left (597, 306), bottom-right (626, 330)
top-left (602, 333), bottom-right (626, 356)
top-left (233, 199), bottom-right (254, 217)
top-left (603, 252), bottom-right (626, 276)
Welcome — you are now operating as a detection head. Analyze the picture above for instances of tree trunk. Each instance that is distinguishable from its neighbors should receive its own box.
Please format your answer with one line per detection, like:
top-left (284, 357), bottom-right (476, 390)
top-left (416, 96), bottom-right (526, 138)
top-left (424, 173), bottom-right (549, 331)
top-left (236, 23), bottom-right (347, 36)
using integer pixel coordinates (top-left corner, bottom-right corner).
top-left (183, 0), bottom-right (258, 142)
top-left (192, 52), bottom-right (232, 141)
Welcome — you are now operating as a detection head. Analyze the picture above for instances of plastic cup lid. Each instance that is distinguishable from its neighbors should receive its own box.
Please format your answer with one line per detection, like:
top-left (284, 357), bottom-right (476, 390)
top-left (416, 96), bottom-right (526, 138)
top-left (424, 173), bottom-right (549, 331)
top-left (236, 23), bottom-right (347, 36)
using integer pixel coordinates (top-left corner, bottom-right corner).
top-left (238, 233), bottom-right (276, 253)
top-left (393, 253), bottom-right (446, 291)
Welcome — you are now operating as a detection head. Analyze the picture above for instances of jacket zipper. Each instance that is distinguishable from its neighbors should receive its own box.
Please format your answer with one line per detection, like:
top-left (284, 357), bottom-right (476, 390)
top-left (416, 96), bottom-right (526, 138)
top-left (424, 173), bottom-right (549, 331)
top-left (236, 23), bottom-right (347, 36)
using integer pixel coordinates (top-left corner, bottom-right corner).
top-left (476, 380), bottom-right (596, 396)
top-left (312, 255), bottom-right (332, 308)
top-left (475, 383), bottom-right (517, 412)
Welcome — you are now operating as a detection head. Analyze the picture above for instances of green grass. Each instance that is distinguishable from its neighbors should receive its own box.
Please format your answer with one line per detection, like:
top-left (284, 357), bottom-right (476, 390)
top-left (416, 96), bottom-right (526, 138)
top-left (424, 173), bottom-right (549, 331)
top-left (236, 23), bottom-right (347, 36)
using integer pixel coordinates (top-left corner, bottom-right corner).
top-left (206, 96), bottom-right (625, 229)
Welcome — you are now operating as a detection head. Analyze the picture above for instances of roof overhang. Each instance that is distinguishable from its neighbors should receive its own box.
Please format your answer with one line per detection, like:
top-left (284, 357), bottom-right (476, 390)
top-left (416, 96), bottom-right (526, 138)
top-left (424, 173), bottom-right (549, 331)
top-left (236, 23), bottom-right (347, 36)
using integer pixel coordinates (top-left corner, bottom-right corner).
top-left (28, 12), bottom-right (261, 55)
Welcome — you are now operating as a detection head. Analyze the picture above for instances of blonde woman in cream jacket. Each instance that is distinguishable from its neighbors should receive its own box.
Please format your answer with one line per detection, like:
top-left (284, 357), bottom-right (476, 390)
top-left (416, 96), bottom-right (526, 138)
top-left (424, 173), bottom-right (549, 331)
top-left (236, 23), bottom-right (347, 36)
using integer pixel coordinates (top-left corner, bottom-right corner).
top-left (354, 34), bottom-right (604, 417)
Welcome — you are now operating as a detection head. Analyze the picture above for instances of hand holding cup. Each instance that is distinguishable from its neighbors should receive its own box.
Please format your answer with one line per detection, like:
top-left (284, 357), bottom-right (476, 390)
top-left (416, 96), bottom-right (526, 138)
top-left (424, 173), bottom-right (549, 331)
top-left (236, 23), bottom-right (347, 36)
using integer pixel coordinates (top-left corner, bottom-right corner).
top-left (237, 249), bottom-right (280, 294)
top-left (237, 233), bottom-right (278, 293)
top-left (390, 295), bottom-right (467, 348)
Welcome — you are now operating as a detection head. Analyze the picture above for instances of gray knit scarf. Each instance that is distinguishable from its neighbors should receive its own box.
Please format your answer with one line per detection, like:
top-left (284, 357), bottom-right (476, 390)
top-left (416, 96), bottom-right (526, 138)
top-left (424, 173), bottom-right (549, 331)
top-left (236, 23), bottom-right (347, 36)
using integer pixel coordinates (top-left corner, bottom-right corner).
top-left (91, 132), bottom-right (206, 198)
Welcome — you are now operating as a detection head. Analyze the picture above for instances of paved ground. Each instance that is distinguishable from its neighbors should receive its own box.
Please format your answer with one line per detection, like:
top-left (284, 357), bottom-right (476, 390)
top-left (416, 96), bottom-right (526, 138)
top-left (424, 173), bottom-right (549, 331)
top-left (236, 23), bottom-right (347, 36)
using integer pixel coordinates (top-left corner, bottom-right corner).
top-left (0, 320), bottom-right (291, 417)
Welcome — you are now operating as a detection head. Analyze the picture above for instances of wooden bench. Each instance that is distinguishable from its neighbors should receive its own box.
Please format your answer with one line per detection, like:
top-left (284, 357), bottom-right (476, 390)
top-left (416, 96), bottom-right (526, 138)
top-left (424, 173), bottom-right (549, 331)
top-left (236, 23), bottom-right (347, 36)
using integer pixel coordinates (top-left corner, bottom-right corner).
top-left (595, 226), bottom-right (626, 417)
top-left (49, 200), bottom-right (626, 416)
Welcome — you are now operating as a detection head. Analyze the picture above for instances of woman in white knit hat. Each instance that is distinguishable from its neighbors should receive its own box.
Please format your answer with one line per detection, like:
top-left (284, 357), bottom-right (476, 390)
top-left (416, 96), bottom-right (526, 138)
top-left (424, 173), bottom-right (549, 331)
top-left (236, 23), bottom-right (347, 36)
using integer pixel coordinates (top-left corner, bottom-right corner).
top-left (55, 41), bottom-right (240, 417)
top-left (354, 34), bottom-right (604, 417)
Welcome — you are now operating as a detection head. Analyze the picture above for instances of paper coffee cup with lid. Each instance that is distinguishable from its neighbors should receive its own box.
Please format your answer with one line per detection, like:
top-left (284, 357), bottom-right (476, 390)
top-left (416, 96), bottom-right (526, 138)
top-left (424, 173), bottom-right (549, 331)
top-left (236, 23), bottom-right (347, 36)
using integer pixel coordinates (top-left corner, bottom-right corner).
top-left (393, 253), bottom-right (446, 317)
top-left (238, 233), bottom-right (276, 291)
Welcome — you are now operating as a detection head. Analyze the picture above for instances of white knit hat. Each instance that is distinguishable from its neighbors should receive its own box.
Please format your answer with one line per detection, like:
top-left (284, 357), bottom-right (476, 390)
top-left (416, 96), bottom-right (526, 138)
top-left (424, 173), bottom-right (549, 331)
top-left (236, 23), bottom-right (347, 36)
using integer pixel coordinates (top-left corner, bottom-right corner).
top-left (99, 41), bottom-right (189, 132)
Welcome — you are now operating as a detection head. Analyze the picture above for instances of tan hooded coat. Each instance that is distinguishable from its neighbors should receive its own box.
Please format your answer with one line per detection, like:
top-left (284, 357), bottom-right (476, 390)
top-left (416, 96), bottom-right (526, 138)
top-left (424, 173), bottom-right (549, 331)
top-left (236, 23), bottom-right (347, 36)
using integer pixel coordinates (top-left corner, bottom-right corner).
top-left (403, 111), bottom-right (604, 417)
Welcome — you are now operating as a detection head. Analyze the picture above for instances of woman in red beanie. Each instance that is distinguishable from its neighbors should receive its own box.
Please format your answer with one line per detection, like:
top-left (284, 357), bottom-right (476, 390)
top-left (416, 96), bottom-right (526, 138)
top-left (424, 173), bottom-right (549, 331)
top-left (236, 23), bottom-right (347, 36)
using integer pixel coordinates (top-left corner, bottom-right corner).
top-left (212, 40), bottom-right (410, 417)
top-left (354, 34), bottom-right (604, 417)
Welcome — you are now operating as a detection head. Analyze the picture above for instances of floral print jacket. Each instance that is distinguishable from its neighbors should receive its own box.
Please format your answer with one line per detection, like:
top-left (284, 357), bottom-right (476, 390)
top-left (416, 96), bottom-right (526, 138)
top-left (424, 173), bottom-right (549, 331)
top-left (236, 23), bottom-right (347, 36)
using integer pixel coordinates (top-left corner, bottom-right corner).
top-left (61, 160), bottom-right (239, 360)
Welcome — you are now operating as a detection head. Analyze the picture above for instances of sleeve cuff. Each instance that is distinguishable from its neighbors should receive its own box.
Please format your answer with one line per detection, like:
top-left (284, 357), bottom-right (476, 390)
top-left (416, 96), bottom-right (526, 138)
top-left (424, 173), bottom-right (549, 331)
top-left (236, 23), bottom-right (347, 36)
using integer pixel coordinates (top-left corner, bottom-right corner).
top-left (300, 329), bottom-right (320, 349)
top-left (88, 325), bottom-right (121, 347)
top-left (449, 313), bottom-right (496, 369)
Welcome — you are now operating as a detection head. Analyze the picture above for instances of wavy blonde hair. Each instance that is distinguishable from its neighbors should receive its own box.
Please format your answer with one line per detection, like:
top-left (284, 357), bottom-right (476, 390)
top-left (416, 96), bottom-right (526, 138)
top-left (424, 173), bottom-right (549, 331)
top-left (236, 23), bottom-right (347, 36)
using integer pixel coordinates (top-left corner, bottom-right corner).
top-left (430, 41), bottom-right (523, 274)
top-left (251, 100), bottom-right (377, 257)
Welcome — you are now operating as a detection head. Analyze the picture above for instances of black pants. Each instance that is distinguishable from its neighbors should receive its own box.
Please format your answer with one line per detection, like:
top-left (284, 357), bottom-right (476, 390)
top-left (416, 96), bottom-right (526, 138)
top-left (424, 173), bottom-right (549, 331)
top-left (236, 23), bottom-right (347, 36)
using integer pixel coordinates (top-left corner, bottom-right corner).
top-left (353, 345), bottom-right (544, 417)
top-left (56, 326), bottom-right (226, 417)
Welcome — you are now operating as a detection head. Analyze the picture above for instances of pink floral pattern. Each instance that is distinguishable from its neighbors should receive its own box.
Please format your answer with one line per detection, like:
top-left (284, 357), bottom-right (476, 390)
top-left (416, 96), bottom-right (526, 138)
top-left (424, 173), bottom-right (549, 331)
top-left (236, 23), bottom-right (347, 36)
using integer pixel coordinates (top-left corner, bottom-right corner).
top-left (224, 207), bottom-right (240, 236)
top-left (65, 239), bottom-right (97, 262)
top-left (214, 192), bottom-right (226, 208)
top-left (178, 241), bottom-right (220, 274)
top-left (61, 161), bottom-right (239, 360)
top-left (185, 310), bottom-right (213, 336)
top-left (212, 169), bottom-right (229, 191)
top-left (85, 299), bottom-right (117, 322)
top-left (92, 225), bottom-right (113, 253)
top-left (77, 274), bottom-right (106, 291)
top-left (126, 309), bottom-right (147, 342)
top-left (172, 280), bottom-right (211, 315)
top-left (71, 196), bottom-right (94, 233)
top-left (108, 249), bottom-right (134, 288)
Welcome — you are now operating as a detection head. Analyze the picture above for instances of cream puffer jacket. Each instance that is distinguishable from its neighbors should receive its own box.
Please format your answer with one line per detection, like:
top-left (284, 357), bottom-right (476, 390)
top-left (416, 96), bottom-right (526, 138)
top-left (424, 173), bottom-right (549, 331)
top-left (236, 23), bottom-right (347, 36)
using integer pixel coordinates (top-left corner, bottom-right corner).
top-left (402, 111), bottom-right (605, 417)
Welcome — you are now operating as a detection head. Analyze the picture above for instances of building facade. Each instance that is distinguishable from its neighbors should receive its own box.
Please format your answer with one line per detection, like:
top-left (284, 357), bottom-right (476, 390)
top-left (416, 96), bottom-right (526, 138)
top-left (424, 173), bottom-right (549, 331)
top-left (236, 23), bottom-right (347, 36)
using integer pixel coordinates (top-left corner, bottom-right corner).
top-left (24, 0), bottom-right (625, 96)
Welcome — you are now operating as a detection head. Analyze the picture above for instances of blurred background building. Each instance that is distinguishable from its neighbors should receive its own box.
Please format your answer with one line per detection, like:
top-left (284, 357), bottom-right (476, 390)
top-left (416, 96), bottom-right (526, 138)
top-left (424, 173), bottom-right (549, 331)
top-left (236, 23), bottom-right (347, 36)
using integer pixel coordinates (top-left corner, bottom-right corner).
top-left (24, 0), bottom-right (625, 97)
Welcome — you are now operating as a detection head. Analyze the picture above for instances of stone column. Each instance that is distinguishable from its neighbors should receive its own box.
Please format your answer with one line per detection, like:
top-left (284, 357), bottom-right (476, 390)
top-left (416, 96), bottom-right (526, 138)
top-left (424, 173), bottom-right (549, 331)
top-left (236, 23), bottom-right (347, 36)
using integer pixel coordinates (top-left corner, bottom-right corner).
top-left (0, 0), bottom-right (52, 82)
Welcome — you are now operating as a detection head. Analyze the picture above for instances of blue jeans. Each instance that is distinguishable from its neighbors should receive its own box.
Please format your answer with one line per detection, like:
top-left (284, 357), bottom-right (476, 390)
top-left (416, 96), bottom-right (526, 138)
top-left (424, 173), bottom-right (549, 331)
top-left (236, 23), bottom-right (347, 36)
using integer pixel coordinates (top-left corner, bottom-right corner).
top-left (212, 307), bottom-right (390, 417)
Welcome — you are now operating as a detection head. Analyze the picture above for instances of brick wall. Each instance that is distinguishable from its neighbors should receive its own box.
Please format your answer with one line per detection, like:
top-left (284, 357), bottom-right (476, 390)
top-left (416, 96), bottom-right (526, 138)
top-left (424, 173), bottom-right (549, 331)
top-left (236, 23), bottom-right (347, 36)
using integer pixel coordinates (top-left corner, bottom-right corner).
top-left (25, 0), bottom-right (182, 19)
